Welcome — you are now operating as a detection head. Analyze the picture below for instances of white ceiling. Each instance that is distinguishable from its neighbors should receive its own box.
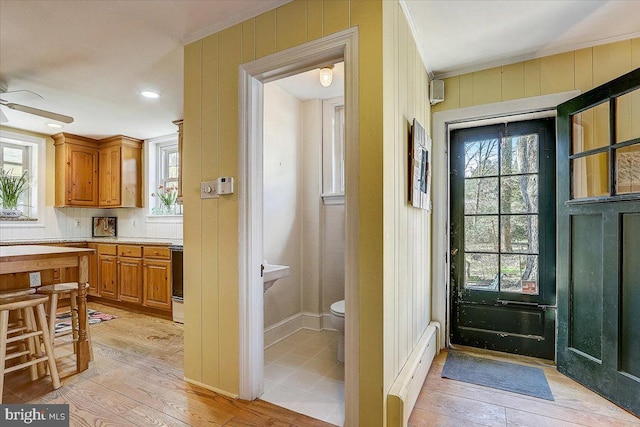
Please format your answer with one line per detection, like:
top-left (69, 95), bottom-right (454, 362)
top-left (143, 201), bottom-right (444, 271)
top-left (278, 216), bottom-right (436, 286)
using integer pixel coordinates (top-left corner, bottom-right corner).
top-left (0, 0), bottom-right (638, 140)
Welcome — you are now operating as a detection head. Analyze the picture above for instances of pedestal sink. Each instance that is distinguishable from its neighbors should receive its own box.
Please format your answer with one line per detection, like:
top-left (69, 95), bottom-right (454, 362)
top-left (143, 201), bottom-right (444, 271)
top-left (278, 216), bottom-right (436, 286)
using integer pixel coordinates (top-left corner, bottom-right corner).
top-left (263, 261), bottom-right (290, 292)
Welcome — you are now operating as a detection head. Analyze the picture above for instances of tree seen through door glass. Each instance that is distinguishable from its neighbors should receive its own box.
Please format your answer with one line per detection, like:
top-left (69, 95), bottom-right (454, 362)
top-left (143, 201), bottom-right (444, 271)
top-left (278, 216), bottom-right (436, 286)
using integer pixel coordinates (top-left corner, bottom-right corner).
top-left (463, 134), bottom-right (540, 294)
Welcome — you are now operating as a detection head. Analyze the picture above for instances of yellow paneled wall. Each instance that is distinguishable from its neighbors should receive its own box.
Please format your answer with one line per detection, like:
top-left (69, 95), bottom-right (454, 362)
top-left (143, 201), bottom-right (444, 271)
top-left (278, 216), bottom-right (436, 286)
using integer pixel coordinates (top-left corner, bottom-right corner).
top-left (433, 38), bottom-right (640, 113)
top-left (183, 0), bottom-right (432, 424)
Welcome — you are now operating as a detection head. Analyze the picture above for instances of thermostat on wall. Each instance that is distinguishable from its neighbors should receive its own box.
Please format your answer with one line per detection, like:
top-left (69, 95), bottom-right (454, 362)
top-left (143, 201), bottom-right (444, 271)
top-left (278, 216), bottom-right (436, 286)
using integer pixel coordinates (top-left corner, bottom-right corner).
top-left (217, 177), bottom-right (234, 194)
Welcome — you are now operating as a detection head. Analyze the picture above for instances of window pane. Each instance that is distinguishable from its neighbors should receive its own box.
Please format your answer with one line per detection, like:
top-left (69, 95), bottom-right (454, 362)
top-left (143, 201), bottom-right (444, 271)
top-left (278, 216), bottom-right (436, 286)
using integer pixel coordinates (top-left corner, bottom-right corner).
top-left (500, 255), bottom-right (538, 294)
top-left (572, 102), bottom-right (609, 154)
top-left (168, 152), bottom-right (178, 167)
top-left (501, 134), bottom-right (538, 174)
top-left (1, 165), bottom-right (23, 176)
top-left (572, 152), bottom-right (609, 198)
top-left (465, 178), bottom-right (498, 214)
top-left (501, 175), bottom-right (538, 214)
top-left (464, 253), bottom-right (499, 290)
top-left (616, 88), bottom-right (640, 143)
top-left (616, 144), bottom-right (640, 194)
top-left (465, 216), bottom-right (498, 252)
top-left (464, 139), bottom-right (499, 177)
top-left (168, 165), bottom-right (178, 179)
top-left (2, 146), bottom-right (23, 164)
top-left (501, 215), bottom-right (538, 254)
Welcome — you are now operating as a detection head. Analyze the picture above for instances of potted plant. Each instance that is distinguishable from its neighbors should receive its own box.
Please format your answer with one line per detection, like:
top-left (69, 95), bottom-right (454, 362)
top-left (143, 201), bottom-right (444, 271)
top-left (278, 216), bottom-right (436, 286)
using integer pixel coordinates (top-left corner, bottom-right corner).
top-left (0, 169), bottom-right (30, 217)
top-left (151, 184), bottom-right (177, 214)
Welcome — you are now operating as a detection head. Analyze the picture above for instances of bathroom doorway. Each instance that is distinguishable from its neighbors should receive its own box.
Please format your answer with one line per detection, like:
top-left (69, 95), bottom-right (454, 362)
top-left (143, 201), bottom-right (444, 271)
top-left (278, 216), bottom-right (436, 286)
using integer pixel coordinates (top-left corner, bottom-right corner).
top-left (260, 66), bottom-right (346, 424)
top-left (238, 29), bottom-right (360, 425)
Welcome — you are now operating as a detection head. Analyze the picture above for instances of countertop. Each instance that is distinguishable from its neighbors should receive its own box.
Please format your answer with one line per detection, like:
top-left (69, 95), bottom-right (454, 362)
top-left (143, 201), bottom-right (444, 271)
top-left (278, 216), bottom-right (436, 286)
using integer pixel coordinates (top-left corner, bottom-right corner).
top-left (0, 237), bottom-right (183, 247)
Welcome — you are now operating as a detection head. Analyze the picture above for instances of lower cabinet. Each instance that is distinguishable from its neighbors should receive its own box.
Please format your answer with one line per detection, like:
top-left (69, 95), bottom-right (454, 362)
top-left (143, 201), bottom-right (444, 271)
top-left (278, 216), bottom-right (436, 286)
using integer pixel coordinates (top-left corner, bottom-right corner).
top-left (94, 243), bottom-right (172, 313)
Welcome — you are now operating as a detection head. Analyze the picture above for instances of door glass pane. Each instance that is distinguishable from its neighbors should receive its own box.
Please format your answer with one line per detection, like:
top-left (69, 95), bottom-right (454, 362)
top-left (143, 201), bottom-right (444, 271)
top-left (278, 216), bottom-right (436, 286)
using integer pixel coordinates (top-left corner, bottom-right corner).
top-left (465, 139), bottom-right (499, 177)
top-left (501, 215), bottom-right (538, 253)
top-left (464, 253), bottom-right (498, 290)
top-left (501, 255), bottom-right (538, 294)
top-left (616, 88), bottom-right (640, 143)
top-left (616, 144), bottom-right (640, 194)
top-left (572, 102), bottom-right (609, 154)
top-left (501, 135), bottom-right (538, 174)
top-left (501, 175), bottom-right (538, 213)
top-left (572, 152), bottom-right (609, 198)
top-left (465, 216), bottom-right (498, 252)
top-left (2, 146), bottom-right (23, 164)
top-left (465, 178), bottom-right (498, 214)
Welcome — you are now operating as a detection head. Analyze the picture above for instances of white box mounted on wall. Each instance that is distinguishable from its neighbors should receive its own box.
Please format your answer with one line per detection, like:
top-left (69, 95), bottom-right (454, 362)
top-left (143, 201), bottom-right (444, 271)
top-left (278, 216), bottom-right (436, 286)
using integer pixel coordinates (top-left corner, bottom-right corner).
top-left (429, 79), bottom-right (444, 105)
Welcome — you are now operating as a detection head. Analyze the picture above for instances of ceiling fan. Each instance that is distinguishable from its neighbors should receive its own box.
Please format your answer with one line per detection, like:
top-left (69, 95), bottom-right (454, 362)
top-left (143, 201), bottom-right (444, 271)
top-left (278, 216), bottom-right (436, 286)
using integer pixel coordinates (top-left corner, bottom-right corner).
top-left (0, 79), bottom-right (74, 124)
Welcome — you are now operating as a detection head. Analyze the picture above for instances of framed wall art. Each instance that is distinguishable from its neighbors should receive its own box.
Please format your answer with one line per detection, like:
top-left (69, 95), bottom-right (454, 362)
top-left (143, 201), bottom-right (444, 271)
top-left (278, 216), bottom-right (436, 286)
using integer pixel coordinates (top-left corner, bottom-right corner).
top-left (409, 118), bottom-right (432, 211)
top-left (92, 216), bottom-right (117, 237)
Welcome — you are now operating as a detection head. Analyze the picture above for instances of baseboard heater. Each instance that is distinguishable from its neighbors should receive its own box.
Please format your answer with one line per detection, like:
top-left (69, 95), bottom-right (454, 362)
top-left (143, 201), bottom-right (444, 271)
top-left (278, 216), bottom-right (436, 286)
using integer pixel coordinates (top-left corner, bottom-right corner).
top-left (387, 321), bottom-right (440, 427)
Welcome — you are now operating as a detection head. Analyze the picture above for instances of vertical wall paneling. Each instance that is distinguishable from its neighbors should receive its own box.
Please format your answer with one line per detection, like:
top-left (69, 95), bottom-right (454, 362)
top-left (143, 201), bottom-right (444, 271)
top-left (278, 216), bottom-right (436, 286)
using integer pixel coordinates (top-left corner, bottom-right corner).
top-left (633, 38), bottom-right (640, 68)
top-left (459, 73), bottom-right (473, 108)
top-left (574, 48), bottom-right (593, 93)
top-left (255, 10), bottom-right (276, 59)
top-left (501, 62), bottom-right (525, 101)
top-left (323, 0), bottom-right (350, 36)
top-left (276, 0), bottom-right (307, 52)
top-left (242, 21), bottom-right (256, 63)
top-left (593, 40), bottom-right (633, 86)
top-left (201, 34), bottom-right (221, 387)
top-left (541, 52), bottom-right (575, 95)
top-left (183, 41), bottom-right (204, 382)
top-left (524, 58), bottom-right (542, 98)
top-left (472, 67), bottom-right (502, 105)
top-left (307, 0), bottom-right (323, 41)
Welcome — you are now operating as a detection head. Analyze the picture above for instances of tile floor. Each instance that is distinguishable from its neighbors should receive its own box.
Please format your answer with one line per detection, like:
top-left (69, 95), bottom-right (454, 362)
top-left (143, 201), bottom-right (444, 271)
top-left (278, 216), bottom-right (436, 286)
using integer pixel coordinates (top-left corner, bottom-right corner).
top-left (261, 329), bottom-right (345, 426)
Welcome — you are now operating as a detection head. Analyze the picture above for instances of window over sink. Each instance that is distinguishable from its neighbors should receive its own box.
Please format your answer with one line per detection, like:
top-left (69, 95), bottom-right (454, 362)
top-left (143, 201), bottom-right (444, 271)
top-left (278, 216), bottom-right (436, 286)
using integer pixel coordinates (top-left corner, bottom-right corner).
top-left (146, 133), bottom-right (182, 218)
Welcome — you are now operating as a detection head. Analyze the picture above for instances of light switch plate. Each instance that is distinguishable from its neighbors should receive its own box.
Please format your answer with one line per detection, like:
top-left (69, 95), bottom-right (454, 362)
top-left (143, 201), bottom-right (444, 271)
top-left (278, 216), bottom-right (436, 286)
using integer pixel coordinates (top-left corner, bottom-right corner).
top-left (201, 181), bottom-right (219, 199)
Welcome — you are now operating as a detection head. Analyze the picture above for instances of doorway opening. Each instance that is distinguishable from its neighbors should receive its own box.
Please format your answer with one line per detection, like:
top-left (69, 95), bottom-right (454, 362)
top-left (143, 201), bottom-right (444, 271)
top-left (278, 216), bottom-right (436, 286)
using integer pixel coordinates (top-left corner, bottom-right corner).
top-left (238, 28), bottom-right (359, 426)
top-left (449, 118), bottom-right (556, 360)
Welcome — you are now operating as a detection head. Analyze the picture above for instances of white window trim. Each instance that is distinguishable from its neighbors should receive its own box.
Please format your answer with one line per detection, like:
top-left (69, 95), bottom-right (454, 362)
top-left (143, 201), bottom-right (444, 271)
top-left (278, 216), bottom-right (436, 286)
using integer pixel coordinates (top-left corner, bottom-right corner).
top-left (0, 129), bottom-right (46, 227)
top-left (144, 133), bottom-right (182, 223)
top-left (321, 96), bottom-right (345, 205)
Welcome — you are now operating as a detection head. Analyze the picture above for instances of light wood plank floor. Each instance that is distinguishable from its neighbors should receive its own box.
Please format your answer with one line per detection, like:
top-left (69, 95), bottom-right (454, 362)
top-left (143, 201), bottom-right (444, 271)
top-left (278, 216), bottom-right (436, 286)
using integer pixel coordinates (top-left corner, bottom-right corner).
top-left (2, 302), bottom-right (333, 427)
top-left (5, 303), bottom-right (638, 426)
top-left (409, 348), bottom-right (640, 427)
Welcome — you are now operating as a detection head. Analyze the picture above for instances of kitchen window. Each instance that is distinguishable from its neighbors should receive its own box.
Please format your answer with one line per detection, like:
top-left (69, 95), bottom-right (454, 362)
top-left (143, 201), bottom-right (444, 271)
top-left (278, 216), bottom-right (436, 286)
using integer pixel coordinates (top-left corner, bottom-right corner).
top-left (149, 137), bottom-right (181, 216)
top-left (0, 130), bottom-right (43, 221)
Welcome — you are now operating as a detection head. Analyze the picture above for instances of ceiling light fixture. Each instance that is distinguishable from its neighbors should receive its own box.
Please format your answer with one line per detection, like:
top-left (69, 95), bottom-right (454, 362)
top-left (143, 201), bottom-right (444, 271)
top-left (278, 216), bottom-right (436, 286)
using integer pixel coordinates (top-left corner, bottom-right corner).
top-left (46, 123), bottom-right (63, 128)
top-left (140, 90), bottom-right (160, 99)
top-left (319, 65), bottom-right (334, 88)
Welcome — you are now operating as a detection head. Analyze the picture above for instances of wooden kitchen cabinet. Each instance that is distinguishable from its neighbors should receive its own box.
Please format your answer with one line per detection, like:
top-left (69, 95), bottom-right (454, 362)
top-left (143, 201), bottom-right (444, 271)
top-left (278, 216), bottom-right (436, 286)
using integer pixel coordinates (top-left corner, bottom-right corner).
top-left (143, 246), bottom-right (172, 311)
top-left (54, 133), bottom-right (142, 208)
top-left (98, 136), bottom-right (143, 208)
top-left (118, 245), bottom-right (143, 304)
top-left (97, 244), bottom-right (118, 300)
top-left (53, 133), bottom-right (99, 207)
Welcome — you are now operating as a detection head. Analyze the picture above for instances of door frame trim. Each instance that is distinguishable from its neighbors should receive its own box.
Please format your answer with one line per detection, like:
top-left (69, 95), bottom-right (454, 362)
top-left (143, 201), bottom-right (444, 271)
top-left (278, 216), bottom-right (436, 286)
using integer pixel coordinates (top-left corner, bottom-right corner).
top-left (432, 91), bottom-right (580, 349)
top-left (238, 27), bottom-right (360, 425)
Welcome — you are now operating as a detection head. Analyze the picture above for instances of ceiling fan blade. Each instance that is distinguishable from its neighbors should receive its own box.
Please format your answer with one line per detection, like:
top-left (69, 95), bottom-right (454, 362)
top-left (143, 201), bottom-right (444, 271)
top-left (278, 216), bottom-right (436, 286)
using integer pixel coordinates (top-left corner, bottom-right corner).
top-left (0, 109), bottom-right (7, 123)
top-left (5, 102), bottom-right (74, 124)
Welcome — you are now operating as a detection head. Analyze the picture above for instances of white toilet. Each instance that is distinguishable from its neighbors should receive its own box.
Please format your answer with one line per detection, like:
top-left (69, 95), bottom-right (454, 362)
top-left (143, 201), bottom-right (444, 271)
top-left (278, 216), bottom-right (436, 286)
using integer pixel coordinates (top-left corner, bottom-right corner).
top-left (330, 299), bottom-right (345, 362)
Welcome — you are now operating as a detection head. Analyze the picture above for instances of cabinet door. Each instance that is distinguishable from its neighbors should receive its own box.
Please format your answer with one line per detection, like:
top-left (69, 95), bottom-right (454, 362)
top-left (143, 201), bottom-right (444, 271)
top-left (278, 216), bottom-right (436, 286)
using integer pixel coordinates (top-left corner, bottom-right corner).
top-left (119, 257), bottom-right (142, 304)
top-left (68, 145), bottom-right (99, 206)
top-left (143, 259), bottom-right (172, 310)
top-left (98, 255), bottom-right (118, 300)
top-left (99, 146), bottom-right (121, 207)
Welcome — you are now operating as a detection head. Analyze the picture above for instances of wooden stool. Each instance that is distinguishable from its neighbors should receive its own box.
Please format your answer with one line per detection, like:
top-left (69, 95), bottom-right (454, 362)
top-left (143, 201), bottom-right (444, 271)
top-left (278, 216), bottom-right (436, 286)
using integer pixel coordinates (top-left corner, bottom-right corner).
top-left (0, 289), bottom-right (41, 377)
top-left (0, 294), bottom-right (60, 403)
top-left (37, 283), bottom-right (94, 361)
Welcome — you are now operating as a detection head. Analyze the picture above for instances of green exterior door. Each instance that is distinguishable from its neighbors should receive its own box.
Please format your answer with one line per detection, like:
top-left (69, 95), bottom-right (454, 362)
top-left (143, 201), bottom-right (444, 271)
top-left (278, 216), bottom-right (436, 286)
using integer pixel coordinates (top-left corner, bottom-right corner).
top-left (557, 68), bottom-right (640, 417)
top-left (450, 119), bottom-right (556, 360)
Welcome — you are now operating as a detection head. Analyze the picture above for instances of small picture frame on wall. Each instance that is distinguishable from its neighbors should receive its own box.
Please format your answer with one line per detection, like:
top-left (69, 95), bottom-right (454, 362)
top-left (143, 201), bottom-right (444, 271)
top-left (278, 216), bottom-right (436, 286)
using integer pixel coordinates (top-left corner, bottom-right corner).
top-left (92, 217), bottom-right (117, 238)
top-left (409, 118), bottom-right (432, 211)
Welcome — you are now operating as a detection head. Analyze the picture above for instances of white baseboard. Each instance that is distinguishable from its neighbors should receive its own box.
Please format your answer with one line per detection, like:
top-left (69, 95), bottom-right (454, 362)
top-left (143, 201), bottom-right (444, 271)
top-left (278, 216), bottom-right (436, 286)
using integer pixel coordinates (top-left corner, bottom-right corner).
top-left (264, 311), bottom-right (337, 348)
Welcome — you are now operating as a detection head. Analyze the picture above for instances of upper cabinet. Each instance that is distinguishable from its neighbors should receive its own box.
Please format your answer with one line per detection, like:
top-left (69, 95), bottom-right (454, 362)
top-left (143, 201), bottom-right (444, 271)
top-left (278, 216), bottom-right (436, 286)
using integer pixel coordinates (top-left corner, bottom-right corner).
top-left (54, 133), bottom-right (143, 208)
top-left (99, 136), bottom-right (142, 208)
top-left (53, 133), bottom-right (99, 207)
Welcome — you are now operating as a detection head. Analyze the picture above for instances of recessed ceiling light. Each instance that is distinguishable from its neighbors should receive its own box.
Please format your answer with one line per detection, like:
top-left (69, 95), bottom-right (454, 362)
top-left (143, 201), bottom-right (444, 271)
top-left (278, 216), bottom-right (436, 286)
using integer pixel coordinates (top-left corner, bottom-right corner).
top-left (140, 90), bottom-right (160, 99)
top-left (46, 123), bottom-right (63, 128)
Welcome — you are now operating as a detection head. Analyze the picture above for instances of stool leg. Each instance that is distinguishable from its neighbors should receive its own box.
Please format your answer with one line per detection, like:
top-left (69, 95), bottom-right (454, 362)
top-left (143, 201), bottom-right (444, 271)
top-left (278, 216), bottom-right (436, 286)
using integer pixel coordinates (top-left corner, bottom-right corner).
top-left (25, 307), bottom-right (46, 378)
top-left (34, 304), bottom-right (60, 390)
top-left (70, 291), bottom-right (78, 354)
top-left (47, 294), bottom-right (59, 347)
top-left (21, 308), bottom-right (38, 382)
top-left (0, 310), bottom-right (10, 404)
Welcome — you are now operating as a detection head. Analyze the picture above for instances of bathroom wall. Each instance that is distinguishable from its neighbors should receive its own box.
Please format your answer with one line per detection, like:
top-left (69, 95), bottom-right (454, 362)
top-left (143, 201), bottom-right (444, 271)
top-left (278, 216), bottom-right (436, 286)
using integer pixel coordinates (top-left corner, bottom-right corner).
top-left (263, 86), bottom-right (346, 329)
top-left (263, 83), bottom-right (303, 328)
